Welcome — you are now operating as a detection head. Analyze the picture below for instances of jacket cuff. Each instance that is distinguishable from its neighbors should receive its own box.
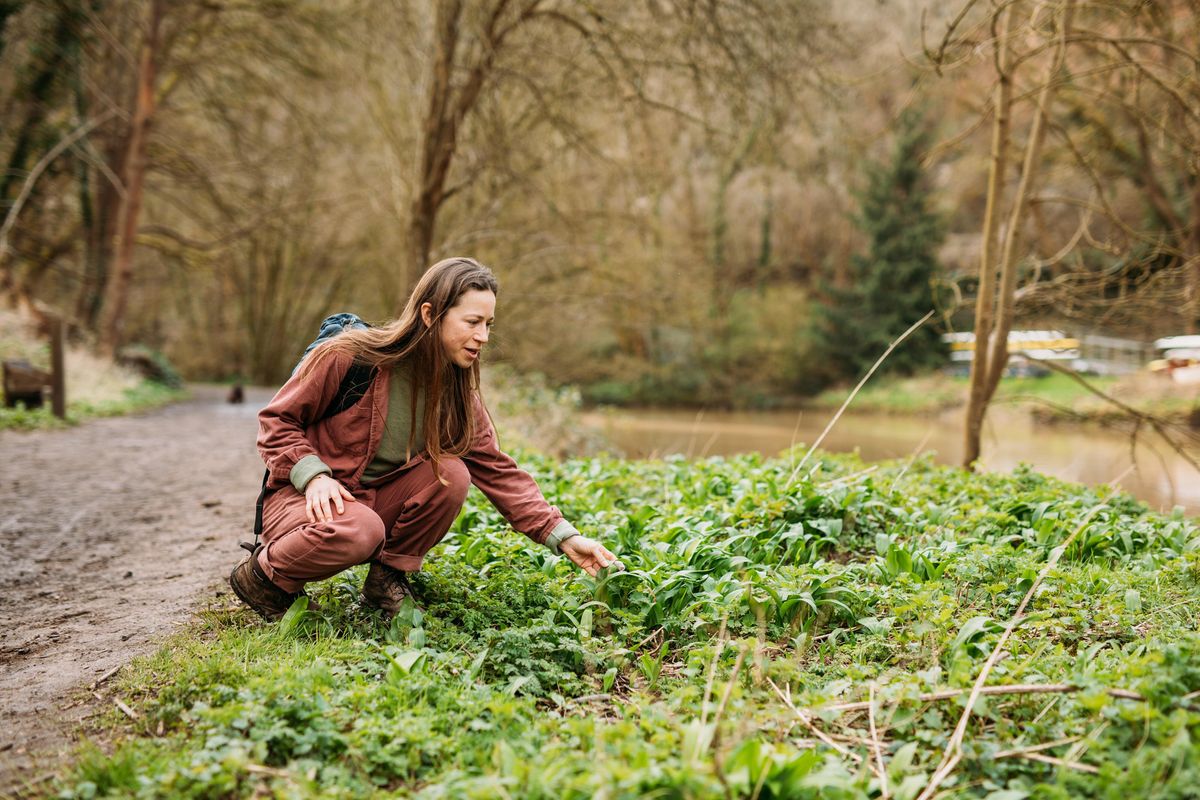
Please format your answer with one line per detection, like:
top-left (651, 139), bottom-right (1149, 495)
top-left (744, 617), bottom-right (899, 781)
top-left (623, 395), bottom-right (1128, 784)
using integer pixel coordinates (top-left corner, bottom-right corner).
top-left (290, 454), bottom-right (333, 492)
top-left (545, 520), bottom-right (581, 552)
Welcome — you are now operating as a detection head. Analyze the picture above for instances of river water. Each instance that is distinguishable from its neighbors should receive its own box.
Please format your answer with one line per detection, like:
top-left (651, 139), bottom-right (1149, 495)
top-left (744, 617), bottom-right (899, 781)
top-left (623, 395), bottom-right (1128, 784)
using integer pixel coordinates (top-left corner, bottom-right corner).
top-left (583, 406), bottom-right (1200, 515)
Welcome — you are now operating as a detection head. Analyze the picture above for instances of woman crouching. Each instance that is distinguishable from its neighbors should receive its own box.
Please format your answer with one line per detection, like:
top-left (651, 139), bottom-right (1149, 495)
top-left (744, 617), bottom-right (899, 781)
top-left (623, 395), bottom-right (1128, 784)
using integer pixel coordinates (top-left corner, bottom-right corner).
top-left (230, 257), bottom-right (619, 621)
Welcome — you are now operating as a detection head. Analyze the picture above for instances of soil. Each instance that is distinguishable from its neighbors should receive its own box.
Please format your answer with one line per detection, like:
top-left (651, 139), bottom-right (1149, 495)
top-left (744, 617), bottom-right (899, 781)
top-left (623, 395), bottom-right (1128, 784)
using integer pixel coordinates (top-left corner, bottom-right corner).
top-left (0, 385), bottom-right (273, 796)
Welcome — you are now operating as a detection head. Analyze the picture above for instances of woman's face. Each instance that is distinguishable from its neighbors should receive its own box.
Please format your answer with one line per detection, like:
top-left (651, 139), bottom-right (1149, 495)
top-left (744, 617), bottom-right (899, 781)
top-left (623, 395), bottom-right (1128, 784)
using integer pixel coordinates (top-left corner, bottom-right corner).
top-left (425, 289), bottom-right (496, 368)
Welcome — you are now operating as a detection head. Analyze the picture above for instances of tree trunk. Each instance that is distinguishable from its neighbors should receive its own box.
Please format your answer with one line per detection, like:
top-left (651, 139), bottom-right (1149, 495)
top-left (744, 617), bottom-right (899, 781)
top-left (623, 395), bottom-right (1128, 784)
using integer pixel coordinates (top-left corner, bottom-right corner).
top-left (0, 5), bottom-right (73, 208)
top-left (982, 0), bottom-right (1075, 403)
top-left (401, 0), bottom-right (526, 308)
top-left (1188, 178), bottom-right (1200, 333)
top-left (962, 4), bottom-right (1017, 468)
top-left (963, 0), bottom-right (1073, 467)
top-left (403, 0), bottom-right (465, 303)
top-left (69, 12), bottom-right (106, 328)
top-left (98, 0), bottom-right (163, 357)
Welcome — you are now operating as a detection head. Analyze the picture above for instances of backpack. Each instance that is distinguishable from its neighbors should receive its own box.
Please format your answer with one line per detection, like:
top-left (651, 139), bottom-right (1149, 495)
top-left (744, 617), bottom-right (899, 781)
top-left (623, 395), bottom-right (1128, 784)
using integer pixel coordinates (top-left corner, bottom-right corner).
top-left (243, 313), bottom-right (377, 553)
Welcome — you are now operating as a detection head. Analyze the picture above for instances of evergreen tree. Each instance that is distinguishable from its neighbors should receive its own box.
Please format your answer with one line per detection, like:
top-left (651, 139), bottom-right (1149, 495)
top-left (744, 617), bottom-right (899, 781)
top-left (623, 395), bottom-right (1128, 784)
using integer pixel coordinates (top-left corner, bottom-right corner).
top-left (810, 110), bottom-right (946, 385)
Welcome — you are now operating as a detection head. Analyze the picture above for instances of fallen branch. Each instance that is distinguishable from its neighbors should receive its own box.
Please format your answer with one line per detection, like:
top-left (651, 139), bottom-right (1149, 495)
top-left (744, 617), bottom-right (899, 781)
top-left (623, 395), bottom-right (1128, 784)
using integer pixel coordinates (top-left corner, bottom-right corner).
top-left (113, 697), bottom-right (138, 721)
top-left (571, 693), bottom-right (612, 704)
top-left (994, 735), bottom-right (1082, 759)
top-left (1016, 751), bottom-right (1099, 774)
top-left (822, 682), bottom-right (1147, 714)
top-left (631, 626), bottom-right (665, 652)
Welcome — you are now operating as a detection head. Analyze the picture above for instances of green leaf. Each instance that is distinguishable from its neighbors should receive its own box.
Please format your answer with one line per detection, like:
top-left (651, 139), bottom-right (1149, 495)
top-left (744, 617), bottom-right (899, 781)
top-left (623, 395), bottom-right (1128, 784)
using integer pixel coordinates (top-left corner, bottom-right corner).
top-left (949, 615), bottom-right (994, 656)
top-left (276, 595), bottom-right (313, 637)
top-left (1124, 588), bottom-right (1142, 612)
top-left (391, 649), bottom-right (426, 674)
top-left (465, 646), bottom-right (490, 682)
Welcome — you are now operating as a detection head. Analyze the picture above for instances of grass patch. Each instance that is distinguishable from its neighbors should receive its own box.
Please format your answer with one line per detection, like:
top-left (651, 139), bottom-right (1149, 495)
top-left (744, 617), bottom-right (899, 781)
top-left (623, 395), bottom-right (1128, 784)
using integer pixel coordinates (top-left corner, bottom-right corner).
top-left (807, 373), bottom-right (970, 414)
top-left (0, 309), bottom-right (185, 430)
top-left (44, 450), bottom-right (1200, 799)
top-left (805, 371), bottom-right (1168, 420)
top-left (0, 381), bottom-right (186, 430)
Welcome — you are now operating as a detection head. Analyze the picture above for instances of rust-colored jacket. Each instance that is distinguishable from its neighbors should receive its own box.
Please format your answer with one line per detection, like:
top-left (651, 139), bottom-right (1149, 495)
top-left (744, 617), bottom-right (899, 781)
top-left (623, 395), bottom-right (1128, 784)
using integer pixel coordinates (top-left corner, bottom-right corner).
top-left (257, 350), bottom-right (565, 546)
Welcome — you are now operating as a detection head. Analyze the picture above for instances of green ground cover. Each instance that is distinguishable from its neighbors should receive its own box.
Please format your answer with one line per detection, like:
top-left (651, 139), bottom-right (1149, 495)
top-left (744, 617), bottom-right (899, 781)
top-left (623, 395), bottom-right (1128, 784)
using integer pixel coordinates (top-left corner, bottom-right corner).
top-left (51, 450), bottom-right (1200, 799)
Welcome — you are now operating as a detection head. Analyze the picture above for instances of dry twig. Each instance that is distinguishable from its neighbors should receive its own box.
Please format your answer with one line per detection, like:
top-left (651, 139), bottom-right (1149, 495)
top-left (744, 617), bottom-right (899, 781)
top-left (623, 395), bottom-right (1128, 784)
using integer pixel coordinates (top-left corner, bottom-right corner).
top-left (90, 664), bottom-right (122, 689)
top-left (787, 311), bottom-right (935, 488)
top-left (994, 735), bottom-right (1082, 759)
top-left (1017, 752), bottom-right (1099, 774)
top-left (710, 647), bottom-right (747, 800)
top-left (868, 683), bottom-right (890, 800)
top-left (822, 682), bottom-right (1147, 714)
top-left (95, 690), bottom-right (138, 721)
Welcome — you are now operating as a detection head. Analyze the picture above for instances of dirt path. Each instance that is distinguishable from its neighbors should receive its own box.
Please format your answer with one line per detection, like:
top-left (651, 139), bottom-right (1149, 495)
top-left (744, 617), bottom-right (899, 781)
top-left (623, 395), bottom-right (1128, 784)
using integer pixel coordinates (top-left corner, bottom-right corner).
top-left (0, 385), bottom-right (273, 794)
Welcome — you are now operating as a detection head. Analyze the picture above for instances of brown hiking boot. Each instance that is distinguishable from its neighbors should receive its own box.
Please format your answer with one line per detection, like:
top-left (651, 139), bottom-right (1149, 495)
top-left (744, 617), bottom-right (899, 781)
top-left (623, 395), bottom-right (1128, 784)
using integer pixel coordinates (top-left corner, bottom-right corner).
top-left (229, 548), bottom-right (309, 622)
top-left (361, 561), bottom-right (420, 618)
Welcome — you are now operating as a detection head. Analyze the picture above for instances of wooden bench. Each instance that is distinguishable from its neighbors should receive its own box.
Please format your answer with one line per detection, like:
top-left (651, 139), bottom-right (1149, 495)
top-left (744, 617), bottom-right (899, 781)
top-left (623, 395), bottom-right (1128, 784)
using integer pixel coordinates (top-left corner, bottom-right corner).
top-left (3, 359), bottom-right (50, 408)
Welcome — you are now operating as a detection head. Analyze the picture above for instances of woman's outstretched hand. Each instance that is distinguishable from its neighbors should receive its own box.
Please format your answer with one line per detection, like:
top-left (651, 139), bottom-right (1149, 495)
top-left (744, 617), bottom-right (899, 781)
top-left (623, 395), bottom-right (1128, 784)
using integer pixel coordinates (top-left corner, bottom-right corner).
top-left (560, 535), bottom-right (624, 577)
top-left (304, 474), bottom-right (357, 523)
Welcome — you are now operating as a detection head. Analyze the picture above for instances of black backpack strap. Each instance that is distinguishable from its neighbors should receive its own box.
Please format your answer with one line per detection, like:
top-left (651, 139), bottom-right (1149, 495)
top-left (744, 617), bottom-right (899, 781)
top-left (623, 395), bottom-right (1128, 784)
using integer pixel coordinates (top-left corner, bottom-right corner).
top-left (244, 469), bottom-right (271, 554)
top-left (322, 361), bottom-right (376, 418)
top-left (246, 360), bottom-right (378, 550)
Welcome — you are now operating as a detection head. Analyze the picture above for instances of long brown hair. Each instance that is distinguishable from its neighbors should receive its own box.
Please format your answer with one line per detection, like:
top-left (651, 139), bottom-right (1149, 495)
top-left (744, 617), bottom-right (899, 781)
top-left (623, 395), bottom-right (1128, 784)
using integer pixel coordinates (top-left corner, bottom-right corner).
top-left (297, 257), bottom-right (498, 475)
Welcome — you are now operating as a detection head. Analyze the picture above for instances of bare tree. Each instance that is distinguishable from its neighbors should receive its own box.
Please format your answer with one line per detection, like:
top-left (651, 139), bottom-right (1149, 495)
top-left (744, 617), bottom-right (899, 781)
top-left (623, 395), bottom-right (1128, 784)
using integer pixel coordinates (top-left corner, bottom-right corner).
top-left (363, 0), bottom-right (828, 307)
top-left (97, 0), bottom-right (163, 356)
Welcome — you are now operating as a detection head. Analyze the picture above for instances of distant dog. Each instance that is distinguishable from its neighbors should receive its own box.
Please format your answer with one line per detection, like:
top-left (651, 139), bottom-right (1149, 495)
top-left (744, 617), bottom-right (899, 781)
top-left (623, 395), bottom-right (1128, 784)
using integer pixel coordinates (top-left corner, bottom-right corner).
top-left (227, 383), bottom-right (244, 404)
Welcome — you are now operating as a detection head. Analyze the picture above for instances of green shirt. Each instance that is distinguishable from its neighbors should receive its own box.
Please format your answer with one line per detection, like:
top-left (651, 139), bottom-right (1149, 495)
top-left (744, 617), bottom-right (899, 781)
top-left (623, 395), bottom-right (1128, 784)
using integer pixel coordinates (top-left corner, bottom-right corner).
top-left (361, 363), bottom-right (426, 483)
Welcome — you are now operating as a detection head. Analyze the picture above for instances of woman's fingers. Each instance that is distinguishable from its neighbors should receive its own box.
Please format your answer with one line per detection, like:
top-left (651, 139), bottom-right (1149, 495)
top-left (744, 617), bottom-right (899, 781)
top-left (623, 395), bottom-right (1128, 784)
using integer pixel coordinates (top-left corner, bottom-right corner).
top-left (558, 536), bottom-right (623, 576)
top-left (304, 479), bottom-right (356, 523)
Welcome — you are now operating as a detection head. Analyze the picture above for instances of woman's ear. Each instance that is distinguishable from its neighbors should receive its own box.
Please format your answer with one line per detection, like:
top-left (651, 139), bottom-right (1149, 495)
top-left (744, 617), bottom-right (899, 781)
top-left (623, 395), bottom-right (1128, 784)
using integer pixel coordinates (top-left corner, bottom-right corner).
top-left (420, 302), bottom-right (433, 327)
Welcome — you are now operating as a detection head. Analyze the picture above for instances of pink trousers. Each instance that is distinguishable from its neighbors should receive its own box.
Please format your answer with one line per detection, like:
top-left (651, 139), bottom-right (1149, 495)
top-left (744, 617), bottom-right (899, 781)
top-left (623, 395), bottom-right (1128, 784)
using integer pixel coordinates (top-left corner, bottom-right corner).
top-left (256, 456), bottom-right (469, 593)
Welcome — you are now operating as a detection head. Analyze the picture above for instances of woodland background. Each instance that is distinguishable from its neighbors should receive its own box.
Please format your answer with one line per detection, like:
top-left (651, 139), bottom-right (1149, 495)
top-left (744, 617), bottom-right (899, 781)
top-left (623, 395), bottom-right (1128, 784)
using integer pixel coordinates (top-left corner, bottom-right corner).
top-left (1, 0), bottom-right (1197, 409)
